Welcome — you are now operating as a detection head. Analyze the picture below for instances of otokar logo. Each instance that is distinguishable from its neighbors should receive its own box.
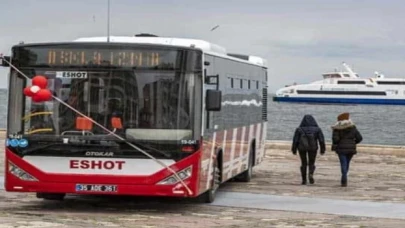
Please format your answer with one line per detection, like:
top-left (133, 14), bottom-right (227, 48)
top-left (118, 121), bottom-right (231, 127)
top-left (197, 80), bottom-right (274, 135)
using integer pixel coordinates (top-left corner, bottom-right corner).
top-left (85, 151), bottom-right (114, 157)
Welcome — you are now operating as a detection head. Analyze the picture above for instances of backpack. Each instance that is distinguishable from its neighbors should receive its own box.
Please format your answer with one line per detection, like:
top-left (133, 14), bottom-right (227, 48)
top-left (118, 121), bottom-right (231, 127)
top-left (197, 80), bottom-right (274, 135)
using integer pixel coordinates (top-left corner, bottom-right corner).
top-left (298, 128), bottom-right (317, 151)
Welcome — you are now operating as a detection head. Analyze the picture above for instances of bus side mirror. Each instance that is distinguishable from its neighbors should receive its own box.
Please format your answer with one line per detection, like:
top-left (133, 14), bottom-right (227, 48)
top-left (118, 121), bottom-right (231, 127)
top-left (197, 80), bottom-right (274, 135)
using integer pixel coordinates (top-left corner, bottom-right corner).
top-left (206, 89), bottom-right (222, 111)
top-left (0, 56), bottom-right (10, 67)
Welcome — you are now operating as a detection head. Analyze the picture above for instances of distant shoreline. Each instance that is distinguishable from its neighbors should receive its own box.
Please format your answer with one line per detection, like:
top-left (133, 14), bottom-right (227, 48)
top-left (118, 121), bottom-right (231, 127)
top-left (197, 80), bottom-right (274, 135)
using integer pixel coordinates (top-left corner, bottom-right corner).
top-left (266, 140), bottom-right (405, 152)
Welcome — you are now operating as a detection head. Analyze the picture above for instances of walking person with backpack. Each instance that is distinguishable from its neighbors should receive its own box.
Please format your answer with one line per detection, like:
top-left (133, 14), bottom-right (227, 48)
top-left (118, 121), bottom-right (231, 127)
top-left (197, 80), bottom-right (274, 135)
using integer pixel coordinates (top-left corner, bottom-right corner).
top-left (292, 114), bottom-right (326, 185)
top-left (331, 112), bottom-right (363, 187)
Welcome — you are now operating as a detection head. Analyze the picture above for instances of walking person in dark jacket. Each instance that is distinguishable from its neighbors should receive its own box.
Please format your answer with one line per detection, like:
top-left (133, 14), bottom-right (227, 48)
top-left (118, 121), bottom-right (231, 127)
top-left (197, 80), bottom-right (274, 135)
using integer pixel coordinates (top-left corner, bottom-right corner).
top-left (292, 114), bottom-right (326, 185)
top-left (331, 112), bottom-right (362, 187)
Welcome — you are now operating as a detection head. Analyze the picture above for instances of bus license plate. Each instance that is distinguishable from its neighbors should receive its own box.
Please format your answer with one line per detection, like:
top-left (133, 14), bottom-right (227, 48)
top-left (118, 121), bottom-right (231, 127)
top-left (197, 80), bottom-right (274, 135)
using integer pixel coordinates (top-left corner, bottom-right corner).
top-left (75, 184), bottom-right (117, 192)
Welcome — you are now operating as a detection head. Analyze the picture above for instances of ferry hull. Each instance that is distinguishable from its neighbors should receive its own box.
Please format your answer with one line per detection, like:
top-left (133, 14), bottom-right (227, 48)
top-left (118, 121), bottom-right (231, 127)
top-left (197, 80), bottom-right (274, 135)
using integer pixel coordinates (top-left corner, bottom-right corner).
top-left (272, 96), bottom-right (405, 105)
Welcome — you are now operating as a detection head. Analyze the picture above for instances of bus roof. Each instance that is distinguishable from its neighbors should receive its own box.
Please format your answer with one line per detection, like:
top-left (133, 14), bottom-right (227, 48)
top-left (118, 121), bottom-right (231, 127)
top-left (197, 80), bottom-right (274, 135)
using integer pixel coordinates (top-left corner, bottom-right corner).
top-left (73, 36), bottom-right (267, 68)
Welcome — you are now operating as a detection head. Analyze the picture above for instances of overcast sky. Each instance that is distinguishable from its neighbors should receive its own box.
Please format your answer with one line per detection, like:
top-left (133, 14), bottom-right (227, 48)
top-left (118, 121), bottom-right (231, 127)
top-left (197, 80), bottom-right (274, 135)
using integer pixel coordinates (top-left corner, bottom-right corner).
top-left (1, 0), bottom-right (405, 92)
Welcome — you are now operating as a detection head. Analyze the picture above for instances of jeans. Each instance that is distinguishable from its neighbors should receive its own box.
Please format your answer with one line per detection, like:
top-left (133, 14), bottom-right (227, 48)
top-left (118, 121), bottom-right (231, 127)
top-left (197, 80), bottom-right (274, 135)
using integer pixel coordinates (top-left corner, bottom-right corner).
top-left (338, 153), bottom-right (354, 182)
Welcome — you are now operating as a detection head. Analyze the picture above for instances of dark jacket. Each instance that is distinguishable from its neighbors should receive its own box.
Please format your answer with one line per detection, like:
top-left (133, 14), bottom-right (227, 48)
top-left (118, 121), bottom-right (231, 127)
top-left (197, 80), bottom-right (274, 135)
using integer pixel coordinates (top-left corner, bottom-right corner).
top-left (292, 115), bottom-right (326, 153)
top-left (331, 120), bottom-right (363, 155)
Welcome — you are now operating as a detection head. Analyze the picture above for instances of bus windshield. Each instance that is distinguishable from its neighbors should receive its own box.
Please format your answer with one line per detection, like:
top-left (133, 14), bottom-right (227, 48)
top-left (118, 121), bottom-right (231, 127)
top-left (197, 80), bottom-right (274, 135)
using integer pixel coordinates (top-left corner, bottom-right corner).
top-left (7, 44), bottom-right (202, 142)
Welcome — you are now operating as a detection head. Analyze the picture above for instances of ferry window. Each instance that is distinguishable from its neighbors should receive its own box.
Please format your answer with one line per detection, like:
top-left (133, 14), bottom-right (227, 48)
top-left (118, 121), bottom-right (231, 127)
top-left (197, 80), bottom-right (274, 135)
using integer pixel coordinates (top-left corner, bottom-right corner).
top-left (240, 79), bottom-right (243, 88)
top-left (338, 80), bottom-right (365, 84)
top-left (248, 80), bottom-right (251, 89)
top-left (231, 78), bottom-right (234, 88)
top-left (256, 81), bottom-right (259, 89)
top-left (325, 74), bottom-right (341, 78)
top-left (234, 78), bottom-right (240, 89)
top-left (377, 81), bottom-right (405, 85)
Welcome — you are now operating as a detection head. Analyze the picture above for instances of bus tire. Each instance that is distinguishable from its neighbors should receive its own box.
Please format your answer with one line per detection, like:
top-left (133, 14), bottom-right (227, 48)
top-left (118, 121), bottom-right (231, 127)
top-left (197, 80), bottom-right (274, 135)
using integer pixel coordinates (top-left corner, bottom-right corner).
top-left (237, 144), bottom-right (254, 182)
top-left (200, 159), bottom-right (221, 203)
top-left (36, 193), bottom-right (65, 201)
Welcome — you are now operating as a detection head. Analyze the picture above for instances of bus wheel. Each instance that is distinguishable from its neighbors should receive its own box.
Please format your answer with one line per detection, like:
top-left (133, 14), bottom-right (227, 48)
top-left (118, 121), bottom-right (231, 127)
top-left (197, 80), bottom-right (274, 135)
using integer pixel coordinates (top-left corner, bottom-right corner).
top-left (200, 159), bottom-right (221, 203)
top-left (36, 193), bottom-right (65, 201)
top-left (237, 145), bottom-right (254, 182)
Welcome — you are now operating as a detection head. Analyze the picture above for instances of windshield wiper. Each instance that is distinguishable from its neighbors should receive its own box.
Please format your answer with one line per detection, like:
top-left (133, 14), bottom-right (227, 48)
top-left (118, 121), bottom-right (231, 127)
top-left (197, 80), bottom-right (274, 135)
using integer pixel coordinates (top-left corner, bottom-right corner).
top-left (19, 143), bottom-right (118, 155)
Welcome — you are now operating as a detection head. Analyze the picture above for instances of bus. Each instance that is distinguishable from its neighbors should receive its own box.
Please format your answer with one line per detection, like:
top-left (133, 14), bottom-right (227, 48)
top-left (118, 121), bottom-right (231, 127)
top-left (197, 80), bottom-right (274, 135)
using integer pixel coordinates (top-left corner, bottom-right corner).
top-left (0, 34), bottom-right (268, 203)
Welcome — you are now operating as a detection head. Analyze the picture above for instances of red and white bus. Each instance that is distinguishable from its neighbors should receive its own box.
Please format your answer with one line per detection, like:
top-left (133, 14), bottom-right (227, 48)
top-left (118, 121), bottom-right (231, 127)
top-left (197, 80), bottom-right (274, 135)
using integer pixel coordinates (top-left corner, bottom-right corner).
top-left (1, 34), bottom-right (268, 203)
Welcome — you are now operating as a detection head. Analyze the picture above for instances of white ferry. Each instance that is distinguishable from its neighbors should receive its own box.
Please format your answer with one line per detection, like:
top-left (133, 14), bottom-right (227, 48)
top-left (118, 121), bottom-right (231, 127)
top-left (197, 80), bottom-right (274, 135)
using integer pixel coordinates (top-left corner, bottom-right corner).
top-left (273, 62), bottom-right (405, 105)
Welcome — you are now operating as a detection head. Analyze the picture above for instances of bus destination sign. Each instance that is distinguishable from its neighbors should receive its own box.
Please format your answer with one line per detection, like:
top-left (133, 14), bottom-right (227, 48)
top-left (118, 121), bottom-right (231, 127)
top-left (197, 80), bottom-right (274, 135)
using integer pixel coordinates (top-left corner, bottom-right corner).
top-left (14, 45), bottom-right (179, 68)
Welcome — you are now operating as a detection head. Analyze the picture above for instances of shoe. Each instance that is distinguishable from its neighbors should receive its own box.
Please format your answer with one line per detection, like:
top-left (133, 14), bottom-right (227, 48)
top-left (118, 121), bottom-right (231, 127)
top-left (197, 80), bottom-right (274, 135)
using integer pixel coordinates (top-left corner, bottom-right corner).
top-left (309, 174), bottom-right (314, 184)
top-left (308, 166), bottom-right (315, 184)
top-left (341, 178), bottom-right (347, 187)
top-left (300, 166), bottom-right (307, 185)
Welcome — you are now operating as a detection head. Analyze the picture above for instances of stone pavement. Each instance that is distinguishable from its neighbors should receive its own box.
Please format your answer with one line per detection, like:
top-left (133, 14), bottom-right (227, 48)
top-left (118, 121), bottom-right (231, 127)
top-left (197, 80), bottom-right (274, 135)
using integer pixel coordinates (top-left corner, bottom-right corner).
top-left (213, 191), bottom-right (405, 220)
top-left (1, 191), bottom-right (405, 228)
top-left (2, 176), bottom-right (405, 220)
top-left (221, 145), bottom-right (405, 203)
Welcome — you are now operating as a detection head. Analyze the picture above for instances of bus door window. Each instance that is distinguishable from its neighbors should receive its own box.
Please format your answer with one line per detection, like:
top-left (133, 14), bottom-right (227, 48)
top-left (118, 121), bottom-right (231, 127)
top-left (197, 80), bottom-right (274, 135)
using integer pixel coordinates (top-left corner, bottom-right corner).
top-left (102, 72), bottom-right (126, 130)
top-left (58, 78), bottom-right (87, 132)
top-left (84, 76), bottom-right (106, 133)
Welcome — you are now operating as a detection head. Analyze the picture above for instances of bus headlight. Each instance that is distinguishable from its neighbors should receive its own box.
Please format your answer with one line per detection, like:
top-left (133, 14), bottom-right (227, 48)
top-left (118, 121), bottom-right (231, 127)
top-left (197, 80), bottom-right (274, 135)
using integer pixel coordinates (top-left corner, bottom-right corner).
top-left (157, 166), bottom-right (192, 185)
top-left (8, 162), bottom-right (38, 181)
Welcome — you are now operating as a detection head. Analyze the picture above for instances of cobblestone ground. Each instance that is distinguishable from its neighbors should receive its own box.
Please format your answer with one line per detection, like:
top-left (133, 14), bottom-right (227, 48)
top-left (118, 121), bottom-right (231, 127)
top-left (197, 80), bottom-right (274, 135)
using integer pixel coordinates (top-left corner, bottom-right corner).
top-left (1, 140), bottom-right (405, 227)
top-left (0, 192), bottom-right (405, 228)
top-left (221, 147), bottom-right (405, 203)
